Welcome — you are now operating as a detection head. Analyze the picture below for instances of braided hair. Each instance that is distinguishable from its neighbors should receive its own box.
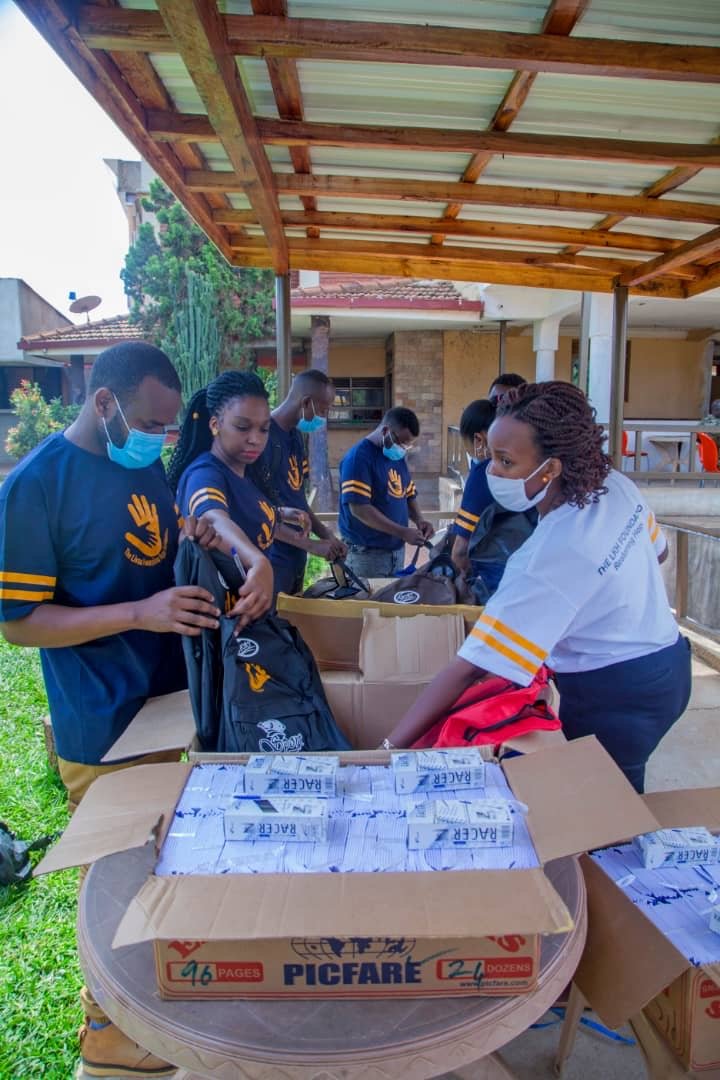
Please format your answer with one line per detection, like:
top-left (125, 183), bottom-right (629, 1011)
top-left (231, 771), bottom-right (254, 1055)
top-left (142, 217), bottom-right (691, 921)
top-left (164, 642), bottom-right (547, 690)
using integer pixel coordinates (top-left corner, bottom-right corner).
top-left (166, 370), bottom-right (269, 493)
top-left (496, 381), bottom-right (611, 508)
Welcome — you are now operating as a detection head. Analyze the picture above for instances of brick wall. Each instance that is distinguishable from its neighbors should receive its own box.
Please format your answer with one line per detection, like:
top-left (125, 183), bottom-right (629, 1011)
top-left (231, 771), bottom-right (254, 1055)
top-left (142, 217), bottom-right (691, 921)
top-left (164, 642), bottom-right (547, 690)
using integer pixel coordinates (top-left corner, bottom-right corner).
top-left (390, 330), bottom-right (443, 474)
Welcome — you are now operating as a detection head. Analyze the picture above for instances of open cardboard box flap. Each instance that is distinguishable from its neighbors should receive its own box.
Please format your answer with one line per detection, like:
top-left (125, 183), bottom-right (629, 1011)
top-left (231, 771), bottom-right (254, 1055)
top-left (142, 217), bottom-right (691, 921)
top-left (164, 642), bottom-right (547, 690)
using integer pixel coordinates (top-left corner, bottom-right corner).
top-left (504, 736), bottom-right (660, 863)
top-left (113, 865), bottom-right (573, 948)
top-left (34, 763), bottom-right (192, 875)
top-left (359, 609), bottom-right (466, 680)
top-left (574, 786), bottom-right (720, 1028)
top-left (101, 690), bottom-right (195, 762)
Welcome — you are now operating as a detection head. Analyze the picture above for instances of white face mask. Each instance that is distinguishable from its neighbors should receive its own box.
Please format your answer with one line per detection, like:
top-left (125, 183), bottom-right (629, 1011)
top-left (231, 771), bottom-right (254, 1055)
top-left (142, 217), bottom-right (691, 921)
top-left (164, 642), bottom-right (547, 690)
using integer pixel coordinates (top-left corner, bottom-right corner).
top-left (486, 459), bottom-right (552, 512)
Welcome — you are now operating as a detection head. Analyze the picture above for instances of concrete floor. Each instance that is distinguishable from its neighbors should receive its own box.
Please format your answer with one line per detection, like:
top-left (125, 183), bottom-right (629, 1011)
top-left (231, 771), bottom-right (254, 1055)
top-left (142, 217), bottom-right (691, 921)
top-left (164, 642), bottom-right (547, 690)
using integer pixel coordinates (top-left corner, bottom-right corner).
top-left (76, 656), bottom-right (720, 1080)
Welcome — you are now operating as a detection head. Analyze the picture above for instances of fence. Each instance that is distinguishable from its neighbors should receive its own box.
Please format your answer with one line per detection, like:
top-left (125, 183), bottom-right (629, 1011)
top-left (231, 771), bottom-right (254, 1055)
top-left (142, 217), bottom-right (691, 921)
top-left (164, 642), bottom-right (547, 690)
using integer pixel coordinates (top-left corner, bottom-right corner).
top-left (659, 519), bottom-right (720, 642)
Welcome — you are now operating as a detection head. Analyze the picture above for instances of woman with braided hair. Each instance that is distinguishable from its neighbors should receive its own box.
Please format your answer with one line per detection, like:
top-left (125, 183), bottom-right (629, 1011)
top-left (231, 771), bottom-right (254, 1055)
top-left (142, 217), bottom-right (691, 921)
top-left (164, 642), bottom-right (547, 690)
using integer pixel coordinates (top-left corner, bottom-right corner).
top-left (385, 380), bottom-right (691, 792)
top-left (168, 371), bottom-right (306, 622)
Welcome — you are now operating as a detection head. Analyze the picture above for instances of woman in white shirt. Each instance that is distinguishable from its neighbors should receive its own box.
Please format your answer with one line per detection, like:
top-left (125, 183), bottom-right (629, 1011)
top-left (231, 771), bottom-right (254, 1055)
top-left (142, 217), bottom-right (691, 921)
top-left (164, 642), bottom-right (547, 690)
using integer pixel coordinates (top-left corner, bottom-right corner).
top-left (384, 381), bottom-right (691, 793)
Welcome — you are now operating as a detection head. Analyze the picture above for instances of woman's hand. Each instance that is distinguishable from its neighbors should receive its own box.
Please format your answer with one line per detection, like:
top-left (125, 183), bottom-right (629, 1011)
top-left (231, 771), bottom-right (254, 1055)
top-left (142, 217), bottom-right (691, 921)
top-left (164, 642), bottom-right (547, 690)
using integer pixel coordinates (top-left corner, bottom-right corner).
top-left (227, 556), bottom-right (274, 630)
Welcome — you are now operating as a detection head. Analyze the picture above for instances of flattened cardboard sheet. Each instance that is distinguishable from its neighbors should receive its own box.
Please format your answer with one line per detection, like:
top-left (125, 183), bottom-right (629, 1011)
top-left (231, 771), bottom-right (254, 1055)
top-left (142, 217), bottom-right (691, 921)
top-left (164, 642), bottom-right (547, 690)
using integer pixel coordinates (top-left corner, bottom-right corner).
top-left (504, 736), bottom-right (660, 864)
top-left (575, 853), bottom-right (691, 1030)
top-left (113, 866), bottom-right (572, 949)
top-left (34, 763), bottom-right (191, 875)
top-left (102, 691), bottom-right (195, 762)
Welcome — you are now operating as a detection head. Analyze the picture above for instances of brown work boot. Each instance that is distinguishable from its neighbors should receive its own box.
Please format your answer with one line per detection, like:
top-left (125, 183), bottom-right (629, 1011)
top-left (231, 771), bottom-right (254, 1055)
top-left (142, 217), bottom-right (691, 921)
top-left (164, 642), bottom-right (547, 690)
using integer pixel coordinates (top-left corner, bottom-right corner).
top-left (78, 1020), bottom-right (176, 1078)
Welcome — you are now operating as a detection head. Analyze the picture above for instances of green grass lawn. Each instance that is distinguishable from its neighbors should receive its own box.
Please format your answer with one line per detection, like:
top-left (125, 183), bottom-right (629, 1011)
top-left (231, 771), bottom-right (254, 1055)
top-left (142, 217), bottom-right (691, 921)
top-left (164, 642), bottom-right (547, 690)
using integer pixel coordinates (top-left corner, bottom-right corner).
top-left (0, 554), bottom-right (327, 1078)
top-left (0, 640), bottom-right (81, 1080)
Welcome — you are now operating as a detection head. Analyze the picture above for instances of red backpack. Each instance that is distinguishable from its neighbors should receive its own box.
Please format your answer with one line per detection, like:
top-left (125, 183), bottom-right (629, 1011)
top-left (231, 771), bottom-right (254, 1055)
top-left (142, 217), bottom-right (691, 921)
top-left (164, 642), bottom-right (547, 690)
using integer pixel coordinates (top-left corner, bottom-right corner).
top-left (412, 666), bottom-right (560, 752)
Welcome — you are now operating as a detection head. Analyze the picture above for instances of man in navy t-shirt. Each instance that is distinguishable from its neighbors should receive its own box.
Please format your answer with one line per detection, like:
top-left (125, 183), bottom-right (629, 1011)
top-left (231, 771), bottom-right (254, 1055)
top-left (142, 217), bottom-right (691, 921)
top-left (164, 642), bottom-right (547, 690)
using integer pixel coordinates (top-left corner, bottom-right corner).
top-left (0, 342), bottom-right (221, 1078)
top-left (339, 407), bottom-right (434, 579)
top-left (249, 369), bottom-right (347, 594)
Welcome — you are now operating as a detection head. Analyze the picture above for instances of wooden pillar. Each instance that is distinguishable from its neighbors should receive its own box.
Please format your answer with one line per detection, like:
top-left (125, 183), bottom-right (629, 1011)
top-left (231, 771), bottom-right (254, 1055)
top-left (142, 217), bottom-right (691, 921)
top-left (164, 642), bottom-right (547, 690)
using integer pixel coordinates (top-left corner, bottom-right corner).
top-left (609, 284), bottom-right (629, 469)
top-left (308, 314), bottom-right (332, 511)
top-left (275, 273), bottom-right (291, 403)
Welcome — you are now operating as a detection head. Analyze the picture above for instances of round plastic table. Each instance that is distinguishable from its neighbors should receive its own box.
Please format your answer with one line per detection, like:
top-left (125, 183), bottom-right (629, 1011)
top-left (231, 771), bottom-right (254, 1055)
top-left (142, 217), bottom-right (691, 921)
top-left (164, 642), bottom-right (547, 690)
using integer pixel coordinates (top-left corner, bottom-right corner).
top-left (78, 848), bottom-right (586, 1080)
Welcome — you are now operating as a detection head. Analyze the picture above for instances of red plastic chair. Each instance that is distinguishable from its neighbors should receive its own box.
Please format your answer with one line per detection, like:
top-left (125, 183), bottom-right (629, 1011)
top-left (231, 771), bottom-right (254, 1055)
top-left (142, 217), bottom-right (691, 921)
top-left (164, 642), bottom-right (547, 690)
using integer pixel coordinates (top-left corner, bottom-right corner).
top-left (621, 431), bottom-right (648, 470)
top-left (697, 432), bottom-right (720, 475)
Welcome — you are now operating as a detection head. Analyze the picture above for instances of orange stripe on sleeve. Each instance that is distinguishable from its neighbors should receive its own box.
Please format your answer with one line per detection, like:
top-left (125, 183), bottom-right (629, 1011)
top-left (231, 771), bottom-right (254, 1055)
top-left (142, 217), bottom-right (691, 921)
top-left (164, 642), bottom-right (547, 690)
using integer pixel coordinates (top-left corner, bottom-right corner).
top-left (477, 613), bottom-right (547, 662)
top-left (0, 571), bottom-right (56, 586)
top-left (469, 628), bottom-right (539, 677)
top-left (0, 588), bottom-right (54, 602)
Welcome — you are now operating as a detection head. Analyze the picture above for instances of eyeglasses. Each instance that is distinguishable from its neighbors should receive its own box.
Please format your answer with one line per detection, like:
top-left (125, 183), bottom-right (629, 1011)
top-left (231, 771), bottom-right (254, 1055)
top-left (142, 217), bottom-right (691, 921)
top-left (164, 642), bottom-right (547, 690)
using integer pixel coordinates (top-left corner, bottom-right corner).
top-left (389, 431), bottom-right (416, 452)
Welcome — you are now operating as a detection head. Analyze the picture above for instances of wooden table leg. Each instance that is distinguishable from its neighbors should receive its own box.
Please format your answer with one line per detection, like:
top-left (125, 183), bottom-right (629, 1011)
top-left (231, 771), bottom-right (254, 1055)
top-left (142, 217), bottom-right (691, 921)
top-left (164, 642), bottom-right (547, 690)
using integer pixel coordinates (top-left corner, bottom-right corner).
top-left (628, 1012), bottom-right (690, 1080)
top-left (553, 982), bottom-right (587, 1077)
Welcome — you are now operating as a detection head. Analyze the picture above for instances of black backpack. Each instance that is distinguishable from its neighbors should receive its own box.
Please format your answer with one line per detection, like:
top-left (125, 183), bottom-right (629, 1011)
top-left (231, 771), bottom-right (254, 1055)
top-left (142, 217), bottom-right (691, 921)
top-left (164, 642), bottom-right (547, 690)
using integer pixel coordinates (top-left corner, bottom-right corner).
top-left (174, 540), bottom-right (351, 754)
top-left (0, 822), bottom-right (58, 886)
top-left (466, 503), bottom-right (537, 603)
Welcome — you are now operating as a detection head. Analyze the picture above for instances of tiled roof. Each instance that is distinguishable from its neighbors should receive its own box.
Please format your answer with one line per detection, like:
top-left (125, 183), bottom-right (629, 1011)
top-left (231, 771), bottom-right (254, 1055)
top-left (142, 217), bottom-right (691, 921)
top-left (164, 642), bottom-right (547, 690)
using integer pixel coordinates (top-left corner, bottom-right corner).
top-left (290, 276), bottom-right (484, 312)
top-left (19, 315), bottom-right (143, 352)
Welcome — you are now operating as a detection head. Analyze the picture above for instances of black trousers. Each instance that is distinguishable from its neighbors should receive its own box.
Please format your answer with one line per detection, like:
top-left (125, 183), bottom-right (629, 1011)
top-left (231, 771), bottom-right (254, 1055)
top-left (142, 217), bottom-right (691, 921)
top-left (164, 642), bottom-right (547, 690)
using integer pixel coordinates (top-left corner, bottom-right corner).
top-left (555, 635), bottom-right (692, 794)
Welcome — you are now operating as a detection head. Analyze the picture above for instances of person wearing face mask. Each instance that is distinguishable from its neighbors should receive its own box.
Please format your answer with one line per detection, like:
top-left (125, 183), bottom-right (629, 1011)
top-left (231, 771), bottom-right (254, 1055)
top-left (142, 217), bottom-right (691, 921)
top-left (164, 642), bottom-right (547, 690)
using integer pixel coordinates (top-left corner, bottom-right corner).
top-left (338, 407), bottom-right (435, 579)
top-left (247, 369), bottom-right (347, 595)
top-left (383, 381), bottom-right (691, 794)
top-left (0, 343), bottom-right (268, 1078)
top-left (168, 371), bottom-right (311, 596)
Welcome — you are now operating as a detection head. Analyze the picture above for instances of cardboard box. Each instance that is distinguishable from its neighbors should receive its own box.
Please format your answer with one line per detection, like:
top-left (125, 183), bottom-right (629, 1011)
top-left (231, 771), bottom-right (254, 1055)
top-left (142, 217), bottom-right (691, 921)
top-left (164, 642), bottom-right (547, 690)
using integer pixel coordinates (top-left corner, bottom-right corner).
top-left (644, 969), bottom-right (720, 1072)
top-left (36, 737), bottom-right (661, 1002)
top-left (277, 592), bottom-right (478, 672)
top-left (574, 787), bottom-right (720, 1069)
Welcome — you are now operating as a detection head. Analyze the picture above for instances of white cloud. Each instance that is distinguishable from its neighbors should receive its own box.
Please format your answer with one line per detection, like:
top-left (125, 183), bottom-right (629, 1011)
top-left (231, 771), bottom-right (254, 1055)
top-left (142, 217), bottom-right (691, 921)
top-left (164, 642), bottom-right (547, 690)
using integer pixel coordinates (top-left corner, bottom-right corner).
top-left (0, 1), bottom-right (139, 322)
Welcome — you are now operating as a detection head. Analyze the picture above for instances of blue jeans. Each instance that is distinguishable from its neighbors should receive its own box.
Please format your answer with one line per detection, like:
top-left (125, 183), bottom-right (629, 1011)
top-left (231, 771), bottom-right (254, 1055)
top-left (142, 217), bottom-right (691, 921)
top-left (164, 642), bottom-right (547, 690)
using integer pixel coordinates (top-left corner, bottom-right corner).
top-left (343, 544), bottom-right (404, 580)
top-left (556, 635), bottom-right (691, 793)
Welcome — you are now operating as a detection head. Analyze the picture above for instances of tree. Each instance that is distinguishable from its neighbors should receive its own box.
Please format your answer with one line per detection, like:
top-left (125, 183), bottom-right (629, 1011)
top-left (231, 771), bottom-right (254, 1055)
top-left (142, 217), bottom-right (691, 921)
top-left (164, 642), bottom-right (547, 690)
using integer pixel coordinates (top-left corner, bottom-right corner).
top-left (121, 180), bottom-right (275, 403)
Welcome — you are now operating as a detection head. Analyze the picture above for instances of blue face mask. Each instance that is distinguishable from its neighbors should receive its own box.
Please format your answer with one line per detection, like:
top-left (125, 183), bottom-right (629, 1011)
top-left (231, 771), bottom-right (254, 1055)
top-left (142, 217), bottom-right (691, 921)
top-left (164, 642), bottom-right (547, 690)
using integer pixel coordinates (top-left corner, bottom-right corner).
top-left (297, 400), bottom-right (326, 434)
top-left (383, 433), bottom-right (407, 461)
top-left (104, 395), bottom-right (167, 470)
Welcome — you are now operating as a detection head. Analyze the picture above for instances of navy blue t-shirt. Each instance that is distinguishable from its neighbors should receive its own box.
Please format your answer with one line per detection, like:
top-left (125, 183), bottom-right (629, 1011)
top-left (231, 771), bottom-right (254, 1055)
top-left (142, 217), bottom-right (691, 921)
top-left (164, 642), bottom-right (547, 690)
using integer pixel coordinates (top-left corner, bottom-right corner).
top-left (339, 439), bottom-right (416, 551)
top-left (0, 433), bottom-right (185, 764)
top-left (452, 460), bottom-right (494, 539)
top-left (177, 451), bottom-right (277, 554)
top-left (262, 418), bottom-right (310, 580)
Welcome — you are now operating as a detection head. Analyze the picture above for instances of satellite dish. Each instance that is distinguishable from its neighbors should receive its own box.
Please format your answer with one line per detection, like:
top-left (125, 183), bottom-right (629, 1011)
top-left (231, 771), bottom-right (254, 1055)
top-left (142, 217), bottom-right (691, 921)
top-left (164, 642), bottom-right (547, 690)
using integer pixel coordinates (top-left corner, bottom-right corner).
top-left (69, 295), bottom-right (102, 323)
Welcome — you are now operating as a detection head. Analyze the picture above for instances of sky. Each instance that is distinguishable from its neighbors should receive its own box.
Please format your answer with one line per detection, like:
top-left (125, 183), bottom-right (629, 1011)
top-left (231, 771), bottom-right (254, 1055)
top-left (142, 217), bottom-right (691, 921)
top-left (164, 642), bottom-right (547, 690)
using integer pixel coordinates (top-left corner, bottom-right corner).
top-left (0, 1), bottom-right (139, 322)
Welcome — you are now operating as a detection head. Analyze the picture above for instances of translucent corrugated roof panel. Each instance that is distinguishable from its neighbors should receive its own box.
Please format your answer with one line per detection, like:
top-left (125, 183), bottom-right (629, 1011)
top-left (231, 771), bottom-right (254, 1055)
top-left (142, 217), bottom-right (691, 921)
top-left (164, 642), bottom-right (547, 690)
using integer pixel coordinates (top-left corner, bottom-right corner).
top-left (517, 75), bottom-right (720, 144)
top-left (666, 172), bottom-right (720, 202)
top-left (236, 58), bottom-right (278, 118)
top-left (458, 205), bottom-right (607, 231)
top-left (308, 147), bottom-right (473, 179)
top-left (574, 0), bottom-right (720, 46)
top-left (479, 156), bottom-right (670, 196)
top-left (614, 218), bottom-right (713, 241)
top-left (295, 60), bottom-right (515, 129)
top-left (226, 0), bottom-right (550, 32)
top-left (314, 198), bottom-right (448, 216)
top-left (149, 55), bottom-right (205, 114)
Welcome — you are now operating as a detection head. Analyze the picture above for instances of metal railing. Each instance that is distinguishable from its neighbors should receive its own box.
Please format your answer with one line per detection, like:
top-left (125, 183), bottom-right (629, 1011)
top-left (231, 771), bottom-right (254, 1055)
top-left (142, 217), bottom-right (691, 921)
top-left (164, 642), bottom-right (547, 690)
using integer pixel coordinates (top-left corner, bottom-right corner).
top-left (446, 424), bottom-right (720, 487)
top-left (659, 518), bottom-right (720, 642)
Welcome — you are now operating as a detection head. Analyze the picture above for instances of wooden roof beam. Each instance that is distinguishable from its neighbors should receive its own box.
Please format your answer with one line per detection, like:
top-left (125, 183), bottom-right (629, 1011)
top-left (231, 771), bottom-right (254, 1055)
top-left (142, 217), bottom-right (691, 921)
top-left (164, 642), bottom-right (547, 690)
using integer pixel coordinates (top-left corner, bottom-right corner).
top-left (257, 118), bottom-right (720, 169)
top-left (155, 0), bottom-right (287, 273)
top-left (618, 225), bottom-right (720, 286)
top-left (432, 0), bottom-right (588, 244)
top-left (78, 9), bottom-right (720, 84)
top-left (213, 207), bottom-right (681, 253)
top-left (240, 173), bottom-right (720, 226)
top-left (227, 238), bottom-right (687, 297)
top-left (250, 0), bottom-right (318, 238)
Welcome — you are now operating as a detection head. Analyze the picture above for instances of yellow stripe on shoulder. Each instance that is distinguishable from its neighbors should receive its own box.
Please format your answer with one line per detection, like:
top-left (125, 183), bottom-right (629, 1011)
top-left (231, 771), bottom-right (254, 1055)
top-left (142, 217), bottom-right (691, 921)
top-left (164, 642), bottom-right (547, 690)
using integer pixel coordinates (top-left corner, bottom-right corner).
top-left (456, 508), bottom-right (480, 525)
top-left (477, 613), bottom-right (547, 662)
top-left (342, 478), bottom-right (371, 491)
top-left (0, 588), bottom-right (54, 602)
top-left (469, 627), bottom-right (539, 677)
top-left (188, 487), bottom-right (228, 513)
top-left (342, 484), bottom-right (372, 497)
top-left (453, 517), bottom-right (473, 534)
top-left (650, 524), bottom-right (661, 544)
top-left (0, 571), bottom-right (57, 587)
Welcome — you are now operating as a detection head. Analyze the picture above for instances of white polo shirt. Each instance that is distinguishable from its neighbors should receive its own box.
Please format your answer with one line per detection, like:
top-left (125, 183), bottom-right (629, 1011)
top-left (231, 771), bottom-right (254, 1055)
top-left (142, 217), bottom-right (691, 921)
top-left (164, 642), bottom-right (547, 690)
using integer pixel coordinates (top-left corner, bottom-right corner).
top-left (458, 470), bottom-right (677, 684)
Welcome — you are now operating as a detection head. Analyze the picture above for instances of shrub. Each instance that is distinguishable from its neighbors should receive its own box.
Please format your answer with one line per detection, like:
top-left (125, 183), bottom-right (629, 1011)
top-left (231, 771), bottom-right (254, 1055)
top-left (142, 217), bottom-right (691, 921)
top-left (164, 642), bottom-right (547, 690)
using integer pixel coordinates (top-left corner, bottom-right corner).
top-left (4, 382), bottom-right (80, 461)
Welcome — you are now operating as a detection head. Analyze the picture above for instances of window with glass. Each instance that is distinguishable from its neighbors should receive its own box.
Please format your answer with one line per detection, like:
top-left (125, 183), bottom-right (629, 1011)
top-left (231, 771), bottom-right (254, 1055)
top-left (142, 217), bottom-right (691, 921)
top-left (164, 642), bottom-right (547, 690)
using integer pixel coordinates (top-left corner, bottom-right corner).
top-left (329, 377), bottom-right (386, 426)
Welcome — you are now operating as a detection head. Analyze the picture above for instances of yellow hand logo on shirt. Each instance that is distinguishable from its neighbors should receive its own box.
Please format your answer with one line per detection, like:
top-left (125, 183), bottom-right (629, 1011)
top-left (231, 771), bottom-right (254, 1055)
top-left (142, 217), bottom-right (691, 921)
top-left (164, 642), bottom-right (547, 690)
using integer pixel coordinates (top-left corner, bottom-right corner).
top-left (287, 455), bottom-right (303, 492)
top-left (245, 662), bottom-right (270, 693)
top-left (387, 468), bottom-right (405, 499)
top-left (124, 494), bottom-right (168, 566)
top-left (257, 500), bottom-right (276, 551)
